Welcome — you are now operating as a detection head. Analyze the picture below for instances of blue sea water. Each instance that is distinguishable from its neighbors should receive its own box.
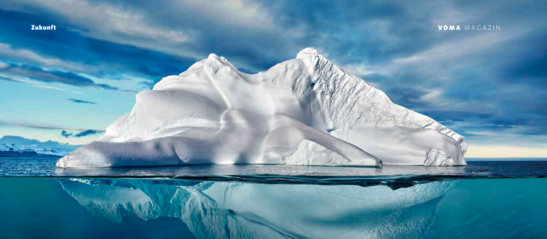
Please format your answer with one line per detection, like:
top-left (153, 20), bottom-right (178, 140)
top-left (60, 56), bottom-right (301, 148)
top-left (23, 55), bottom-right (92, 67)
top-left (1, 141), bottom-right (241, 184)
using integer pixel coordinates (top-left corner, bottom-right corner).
top-left (0, 157), bottom-right (546, 238)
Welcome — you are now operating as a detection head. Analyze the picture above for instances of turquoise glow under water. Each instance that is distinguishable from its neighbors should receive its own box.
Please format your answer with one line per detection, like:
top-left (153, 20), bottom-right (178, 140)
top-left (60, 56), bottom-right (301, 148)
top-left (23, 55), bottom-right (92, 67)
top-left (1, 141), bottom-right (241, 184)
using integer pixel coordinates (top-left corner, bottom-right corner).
top-left (0, 177), bottom-right (546, 239)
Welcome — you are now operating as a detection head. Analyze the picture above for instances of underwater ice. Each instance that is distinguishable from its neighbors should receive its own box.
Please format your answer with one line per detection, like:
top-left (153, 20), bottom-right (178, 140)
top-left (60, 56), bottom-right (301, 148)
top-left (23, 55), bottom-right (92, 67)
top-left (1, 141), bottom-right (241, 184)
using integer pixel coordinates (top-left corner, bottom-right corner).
top-left (58, 178), bottom-right (457, 239)
top-left (57, 48), bottom-right (467, 168)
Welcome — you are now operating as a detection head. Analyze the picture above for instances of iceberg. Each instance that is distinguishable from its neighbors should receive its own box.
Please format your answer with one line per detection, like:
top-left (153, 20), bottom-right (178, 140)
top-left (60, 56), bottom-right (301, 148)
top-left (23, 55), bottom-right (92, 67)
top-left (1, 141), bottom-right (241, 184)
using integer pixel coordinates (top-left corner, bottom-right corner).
top-left (56, 48), bottom-right (467, 168)
top-left (57, 178), bottom-right (457, 239)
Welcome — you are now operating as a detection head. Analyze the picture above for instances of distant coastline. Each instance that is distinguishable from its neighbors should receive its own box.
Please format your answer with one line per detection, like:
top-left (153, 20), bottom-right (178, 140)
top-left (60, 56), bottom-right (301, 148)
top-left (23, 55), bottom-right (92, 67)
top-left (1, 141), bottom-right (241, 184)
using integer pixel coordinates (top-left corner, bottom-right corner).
top-left (0, 151), bottom-right (61, 157)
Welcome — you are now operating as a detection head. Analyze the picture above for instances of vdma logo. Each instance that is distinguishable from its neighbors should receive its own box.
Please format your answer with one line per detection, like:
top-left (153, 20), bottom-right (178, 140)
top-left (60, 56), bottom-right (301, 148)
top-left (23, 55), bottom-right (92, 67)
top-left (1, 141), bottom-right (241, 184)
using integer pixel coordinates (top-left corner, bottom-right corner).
top-left (438, 25), bottom-right (461, 30)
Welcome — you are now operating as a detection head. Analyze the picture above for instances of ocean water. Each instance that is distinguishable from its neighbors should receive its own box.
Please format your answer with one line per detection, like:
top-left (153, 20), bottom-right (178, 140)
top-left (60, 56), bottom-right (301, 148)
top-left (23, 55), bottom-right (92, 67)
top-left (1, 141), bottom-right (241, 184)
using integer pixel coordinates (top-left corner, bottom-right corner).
top-left (1, 157), bottom-right (546, 239)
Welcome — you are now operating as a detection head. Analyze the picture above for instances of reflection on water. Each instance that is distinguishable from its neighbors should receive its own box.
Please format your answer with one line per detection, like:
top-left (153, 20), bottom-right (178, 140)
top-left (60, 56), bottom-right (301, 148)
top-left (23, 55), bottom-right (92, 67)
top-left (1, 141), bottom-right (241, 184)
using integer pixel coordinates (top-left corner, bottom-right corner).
top-left (57, 178), bottom-right (456, 239)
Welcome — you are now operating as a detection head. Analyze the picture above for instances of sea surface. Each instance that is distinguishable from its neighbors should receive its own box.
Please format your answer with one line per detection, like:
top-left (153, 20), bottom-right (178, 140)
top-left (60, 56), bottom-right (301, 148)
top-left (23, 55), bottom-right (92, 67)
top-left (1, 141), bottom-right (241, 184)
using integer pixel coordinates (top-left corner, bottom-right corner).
top-left (1, 157), bottom-right (546, 239)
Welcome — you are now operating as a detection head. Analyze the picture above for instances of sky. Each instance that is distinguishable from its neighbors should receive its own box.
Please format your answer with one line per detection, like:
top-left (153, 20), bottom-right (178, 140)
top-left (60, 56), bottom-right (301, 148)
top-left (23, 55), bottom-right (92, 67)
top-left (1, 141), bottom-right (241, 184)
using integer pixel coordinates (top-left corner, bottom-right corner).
top-left (0, 0), bottom-right (546, 157)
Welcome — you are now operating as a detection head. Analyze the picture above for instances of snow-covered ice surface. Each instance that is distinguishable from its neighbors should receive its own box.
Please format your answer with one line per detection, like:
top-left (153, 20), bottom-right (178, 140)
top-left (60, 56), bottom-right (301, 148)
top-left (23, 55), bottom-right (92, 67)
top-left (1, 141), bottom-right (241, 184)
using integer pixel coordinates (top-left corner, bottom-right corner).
top-left (57, 48), bottom-right (467, 168)
top-left (57, 178), bottom-right (457, 239)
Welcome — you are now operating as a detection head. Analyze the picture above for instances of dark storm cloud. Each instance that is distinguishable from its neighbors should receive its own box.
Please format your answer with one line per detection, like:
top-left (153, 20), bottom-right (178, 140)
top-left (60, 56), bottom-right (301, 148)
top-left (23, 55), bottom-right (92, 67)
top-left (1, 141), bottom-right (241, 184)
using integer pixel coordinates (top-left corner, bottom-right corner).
top-left (495, 30), bottom-right (547, 86)
top-left (68, 99), bottom-right (97, 105)
top-left (260, 0), bottom-right (440, 64)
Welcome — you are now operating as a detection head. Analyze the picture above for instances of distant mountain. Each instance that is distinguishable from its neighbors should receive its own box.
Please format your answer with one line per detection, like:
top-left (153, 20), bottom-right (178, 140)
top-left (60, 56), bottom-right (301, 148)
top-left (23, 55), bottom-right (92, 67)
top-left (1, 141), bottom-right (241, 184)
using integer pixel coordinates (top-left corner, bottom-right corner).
top-left (0, 136), bottom-right (80, 157)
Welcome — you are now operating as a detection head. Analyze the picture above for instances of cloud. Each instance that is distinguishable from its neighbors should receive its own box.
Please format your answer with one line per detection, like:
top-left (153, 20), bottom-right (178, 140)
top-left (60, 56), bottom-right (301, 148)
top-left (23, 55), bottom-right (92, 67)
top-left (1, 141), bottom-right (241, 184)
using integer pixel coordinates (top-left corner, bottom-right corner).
top-left (0, 10), bottom-right (198, 87)
top-left (390, 31), bottom-right (517, 65)
top-left (1, 74), bottom-right (84, 94)
top-left (0, 75), bottom-right (17, 82)
top-left (0, 63), bottom-right (121, 91)
top-left (68, 99), bottom-right (97, 105)
top-left (0, 1), bottom-right (282, 73)
top-left (0, 120), bottom-right (104, 132)
top-left (1, 0), bottom-right (547, 150)
top-left (465, 131), bottom-right (499, 137)
top-left (0, 42), bottom-right (83, 71)
top-left (343, 64), bottom-right (376, 76)
top-left (415, 89), bottom-right (447, 105)
top-left (5, 0), bottom-right (275, 61)
top-left (74, 129), bottom-right (102, 137)
top-left (5, 0), bottom-right (192, 48)
top-left (60, 130), bottom-right (72, 138)
top-left (61, 129), bottom-right (103, 138)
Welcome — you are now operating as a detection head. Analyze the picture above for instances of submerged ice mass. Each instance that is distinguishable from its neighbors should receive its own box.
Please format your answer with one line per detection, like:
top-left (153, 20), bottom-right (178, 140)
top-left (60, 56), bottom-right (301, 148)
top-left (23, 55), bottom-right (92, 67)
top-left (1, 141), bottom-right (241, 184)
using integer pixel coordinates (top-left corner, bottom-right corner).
top-left (57, 178), bottom-right (457, 239)
top-left (57, 48), bottom-right (467, 168)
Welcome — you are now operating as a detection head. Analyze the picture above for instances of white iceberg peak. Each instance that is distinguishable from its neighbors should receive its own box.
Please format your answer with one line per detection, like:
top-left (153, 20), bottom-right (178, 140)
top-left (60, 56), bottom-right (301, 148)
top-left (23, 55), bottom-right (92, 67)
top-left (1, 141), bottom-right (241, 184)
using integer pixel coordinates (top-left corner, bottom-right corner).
top-left (204, 53), bottom-right (238, 71)
top-left (207, 53), bottom-right (227, 62)
top-left (296, 47), bottom-right (327, 63)
top-left (297, 47), bottom-right (320, 56)
top-left (207, 53), bottom-right (220, 60)
top-left (205, 53), bottom-right (229, 66)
